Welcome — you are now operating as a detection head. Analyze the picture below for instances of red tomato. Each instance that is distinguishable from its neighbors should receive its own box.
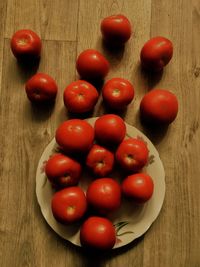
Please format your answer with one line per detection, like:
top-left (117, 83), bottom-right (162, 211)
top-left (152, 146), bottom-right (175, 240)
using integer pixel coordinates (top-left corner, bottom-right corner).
top-left (101, 14), bottom-right (132, 45)
top-left (94, 114), bottom-right (126, 146)
top-left (86, 178), bottom-right (121, 215)
top-left (140, 89), bottom-right (178, 125)
top-left (122, 173), bottom-right (154, 203)
top-left (45, 153), bottom-right (82, 188)
top-left (25, 73), bottom-right (58, 103)
top-left (63, 80), bottom-right (99, 113)
top-left (80, 216), bottom-right (116, 250)
top-left (51, 187), bottom-right (87, 224)
top-left (140, 36), bottom-right (173, 71)
top-left (102, 78), bottom-right (134, 110)
top-left (116, 138), bottom-right (149, 172)
top-left (10, 29), bottom-right (42, 60)
top-left (86, 144), bottom-right (114, 177)
top-left (55, 119), bottom-right (94, 154)
top-left (76, 49), bottom-right (109, 80)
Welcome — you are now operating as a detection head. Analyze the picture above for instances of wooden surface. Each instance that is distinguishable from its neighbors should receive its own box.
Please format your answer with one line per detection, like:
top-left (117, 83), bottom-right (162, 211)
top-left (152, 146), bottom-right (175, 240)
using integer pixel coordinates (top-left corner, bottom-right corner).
top-left (0, 1), bottom-right (200, 266)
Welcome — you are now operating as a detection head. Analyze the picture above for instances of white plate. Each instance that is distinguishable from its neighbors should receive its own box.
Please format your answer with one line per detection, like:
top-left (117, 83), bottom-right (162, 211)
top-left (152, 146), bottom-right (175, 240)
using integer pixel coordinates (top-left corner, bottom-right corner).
top-left (36, 117), bottom-right (165, 248)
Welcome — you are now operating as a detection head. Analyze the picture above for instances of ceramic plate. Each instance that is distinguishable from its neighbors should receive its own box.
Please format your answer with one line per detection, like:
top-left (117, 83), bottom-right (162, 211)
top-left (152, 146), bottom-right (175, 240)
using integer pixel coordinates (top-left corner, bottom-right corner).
top-left (36, 117), bottom-right (165, 248)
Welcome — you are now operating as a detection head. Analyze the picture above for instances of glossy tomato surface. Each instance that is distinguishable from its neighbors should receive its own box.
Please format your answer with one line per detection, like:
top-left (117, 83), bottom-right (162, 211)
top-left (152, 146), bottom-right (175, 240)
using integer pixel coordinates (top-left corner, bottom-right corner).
top-left (51, 187), bottom-right (87, 224)
top-left (122, 173), bottom-right (154, 203)
top-left (55, 119), bottom-right (94, 154)
top-left (25, 73), bottom-right (58, 103)
top-left (63, 80), bottom-right (99, 113)
top-left (140, 89), bottom-right (178, 125)
top-left (102, 78), bottom-right (134, 109)
top-left (76, 49), bottom-right (109, 79)
top-left (80, 216), bottom-right (116, 250)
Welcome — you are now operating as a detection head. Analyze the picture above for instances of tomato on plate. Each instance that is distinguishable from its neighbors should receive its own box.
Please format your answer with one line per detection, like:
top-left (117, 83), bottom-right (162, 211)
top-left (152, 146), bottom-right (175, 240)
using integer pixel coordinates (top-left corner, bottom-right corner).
top-left (122, 173), bottom-right (154, 203)
top-left (25, 73), bottom-right (58, 103)
top-left (51, 187), bottom-right (87, 224)
top-left (102, 78), bottom-right (134, 110)
top-left (116, 138), bottom-right (149, 172)
top-left (63, 80), bottom-right (99, 113)
top-left (140, 36), bottom-right (173, 71)
top-left (45, 153), bottom-right (82, 188)
top-left (11, 29), bottom-right (42, 60)
top-left (86, 144), bottom-right (114, 177)
top-left (86, 178), bottom-right (121, 215)
top-left (80, 216), bottom-right (116, 250)
top-left (94, 114), bottom-right (126, 146)
top-left (55, 119), bottom-right (94, 154)
top-left (76, 49), bottom-right (109, 80)
top-left (101, 14), bottom-right (132, 45)
top-left (140, 89), bottom-right (178, 125)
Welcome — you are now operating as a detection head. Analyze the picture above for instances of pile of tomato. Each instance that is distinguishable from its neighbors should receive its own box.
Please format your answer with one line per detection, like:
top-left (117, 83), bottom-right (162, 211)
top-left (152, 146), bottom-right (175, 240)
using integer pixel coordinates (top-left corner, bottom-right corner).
top-left (10, 14), bottom-right (179, 250)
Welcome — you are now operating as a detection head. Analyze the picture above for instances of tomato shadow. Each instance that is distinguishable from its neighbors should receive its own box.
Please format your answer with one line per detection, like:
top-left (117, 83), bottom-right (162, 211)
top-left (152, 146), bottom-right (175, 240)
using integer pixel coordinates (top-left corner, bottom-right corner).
top-left (16, 56), bottom-right (40, 82)
top-left (78, 77), bottom-right (105, 92)
top-left (101, 38), bottom-right (125, 65)
top-left (139, 63), bottom-right (163, 89)
top-left (101, 101), bottom-right (127, 120)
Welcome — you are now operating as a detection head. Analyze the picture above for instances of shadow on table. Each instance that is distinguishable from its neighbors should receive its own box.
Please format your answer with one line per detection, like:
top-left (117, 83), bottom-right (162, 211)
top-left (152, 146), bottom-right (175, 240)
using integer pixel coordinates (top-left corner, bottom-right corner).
top-left (138, 63), bottom-right (163, 89)
top-left (16, 57), bottom-right (40, 82)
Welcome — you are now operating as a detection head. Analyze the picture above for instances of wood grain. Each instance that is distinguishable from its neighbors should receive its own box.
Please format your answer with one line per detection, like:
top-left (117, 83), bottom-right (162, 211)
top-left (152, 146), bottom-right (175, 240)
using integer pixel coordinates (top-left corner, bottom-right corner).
top-left (0, 0), bottom-right (200, 266)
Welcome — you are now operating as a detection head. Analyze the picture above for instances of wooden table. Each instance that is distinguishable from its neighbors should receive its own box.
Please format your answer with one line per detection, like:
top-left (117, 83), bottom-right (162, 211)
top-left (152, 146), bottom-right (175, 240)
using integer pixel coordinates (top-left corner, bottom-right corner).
top-left (0, 1), bottom-right (199, 266)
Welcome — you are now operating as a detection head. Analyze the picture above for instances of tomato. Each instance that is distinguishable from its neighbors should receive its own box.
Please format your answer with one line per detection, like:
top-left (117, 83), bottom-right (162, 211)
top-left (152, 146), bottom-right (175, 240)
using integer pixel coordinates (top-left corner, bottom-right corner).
top-left (116, 138), bottom-right (149, 172)
top-left (122, 173), bottom-right (154, 203)
top-left (101, 14), bottom-right (131, 45)
top-left (94, 114), bottom-right (126, 146)
top-left (55, 119), bottom-right (94, 154)
top-left (63, 80), bottom-right (99, 113)
top-left (51, 187), bottom-right (87, 224)
top-left (80, 216), bottom-right (116, 250)
top-left (25, 73), bottom-right (58, 103)
top-left (10, 29), bottom-right (42, 60)
top-left (45, 153), bottom-right (82, 188)
top-left (86, 178), bottom-right (121, 215)
top-left (86, 144), bottom-right (114, 177)
top-left (140, 36), bottom-right (173, 71)
top-left (76, 49), bottom-right (109, 80)
top-left (102, 78), bottom-right (134, 110)
top-left (140, 89), bottom-right (178, 125)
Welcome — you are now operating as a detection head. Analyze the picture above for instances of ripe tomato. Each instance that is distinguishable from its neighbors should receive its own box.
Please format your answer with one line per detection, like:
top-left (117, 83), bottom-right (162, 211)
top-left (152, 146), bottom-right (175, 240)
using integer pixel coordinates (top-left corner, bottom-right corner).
top-left (116, 138), bottom-right (149, 172)
top-left (51, 187), bottom-right (87, 224)
top-left (94, 114), bottom-right (126, 146)
top-left (55, 119), bottom-right (94, 154)
top-left (140, 89), bottom-right (178, 125)
top-left (101, 14), bottom-right (132, 45)
top-left (86, 144), bottom-right (114, 177)
top-left (10, 29), bottom-right (42, 60)
top-left (122, 173), bottom-right (154, 203)
top-left (102, 78), bottom-right (134, 110)
top-left (86, 178), bottom-right (121, 215)
top-left (45, 153), bottom-right (82, 188)
top-left (63, 80), bottom-right (99, 113)
top-left (25, 73), bottom-right (58, 103)
top-left (76, 49), bottom-right (109, 80)
top-left (80, 216), bottom-right (116, 250)
top-left (140, 36), bottom-right (173, 71)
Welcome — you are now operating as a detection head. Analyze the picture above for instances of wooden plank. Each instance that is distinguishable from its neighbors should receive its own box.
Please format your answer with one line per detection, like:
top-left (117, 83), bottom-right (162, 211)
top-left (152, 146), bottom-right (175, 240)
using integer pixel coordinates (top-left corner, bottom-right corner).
top-left (0, 1), bottom-right (7, 93)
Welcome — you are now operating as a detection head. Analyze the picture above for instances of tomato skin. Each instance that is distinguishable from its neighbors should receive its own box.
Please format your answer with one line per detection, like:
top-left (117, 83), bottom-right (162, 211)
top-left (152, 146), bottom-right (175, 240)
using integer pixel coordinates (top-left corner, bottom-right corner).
top-left (25, 73), bottom-right (58, 103)
top-left (51, 187), bottom-right (87, 224)
top-left (101, 14), bottom-right (131, 45)
top-left (76, 49), bottom-right (109, 79)
top-left (86, 178), bottom-right (121, 215)
top-left (116, 138), bottom-right (149, 172)
top-left (11, 29), bottom-right (42, 60)
top-left (102, 78), bottom-right (134, 110)
top-left (140, 89), bottom-right (178, 125)
top-left (55, 119), bottom-right (94, 154)
top-left (86, 144), bottom-right (114, 177)
top-left (94, 114), bottom-right (126, 146)
top-left (63, 80), bottom-right (99, 113)
top-left (122, 173), bottom-right (154, 203)
top-left (80, 216), bottom-right (116, 250)
top-left (140, 36), bottom-right (173, 71)
top-left (45, 153), bottom-right (82, 188)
